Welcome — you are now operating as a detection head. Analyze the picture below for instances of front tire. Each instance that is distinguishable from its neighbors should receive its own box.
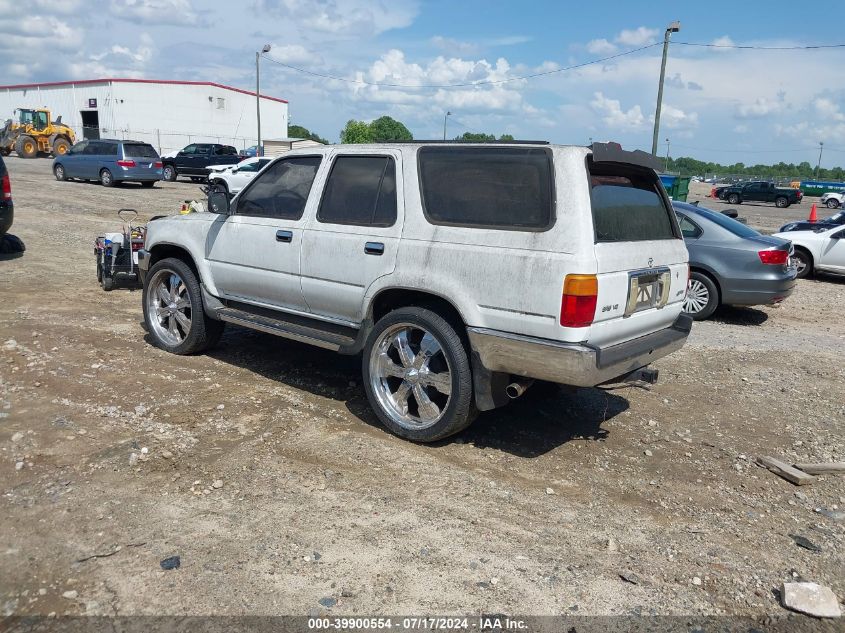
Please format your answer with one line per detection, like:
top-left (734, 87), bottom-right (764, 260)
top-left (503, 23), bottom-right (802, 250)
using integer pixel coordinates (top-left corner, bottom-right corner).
top-left (792, 249), bottom-right (812, 279)
top-left (683, 272), bottom-right (719, 321)
top-left (52, 137), bottom-right (71, 156)
top-left (826, 199), bottom-right (840, 209)
top-left (15, 135), bottom-right (38, 158)
top-left (142, 257), bottom-right (224, 354)
top-left (54, 164), bottom-right (66, 181)
top-left (727, 193), bottom-right (740, 205)
top-left (363, 307), bottom-right (475, 442)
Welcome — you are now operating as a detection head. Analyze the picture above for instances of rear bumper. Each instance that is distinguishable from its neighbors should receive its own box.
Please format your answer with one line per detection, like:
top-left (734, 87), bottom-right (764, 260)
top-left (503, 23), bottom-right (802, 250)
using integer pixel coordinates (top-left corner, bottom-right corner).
top-left (0, 200), bottom-right (12, 235)
top-left (720, 273), bottom-right (797, 306)
top-left (467, 314), bottom-right (692, 387)
top-left (137, 248), bottom-right (149, 283)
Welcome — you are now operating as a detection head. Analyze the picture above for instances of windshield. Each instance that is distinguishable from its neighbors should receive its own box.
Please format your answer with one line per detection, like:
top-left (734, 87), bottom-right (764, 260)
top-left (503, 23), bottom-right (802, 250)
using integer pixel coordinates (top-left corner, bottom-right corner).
top-left (675, 202), bottom-right (761, 239)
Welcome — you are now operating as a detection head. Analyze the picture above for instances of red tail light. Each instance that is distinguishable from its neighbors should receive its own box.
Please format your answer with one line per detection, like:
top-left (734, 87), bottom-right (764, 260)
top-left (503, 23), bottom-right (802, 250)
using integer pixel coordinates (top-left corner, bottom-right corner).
top-left (1, 173), bottom-right (10, 200)
top-left (117, 159), bottom-right (136, 168)
top-left (153, 161), bottom-right (163, 168)
top-left (560, 274), bottom-right (598, 328)
top-left (758, 249), bottom-right (788, 265)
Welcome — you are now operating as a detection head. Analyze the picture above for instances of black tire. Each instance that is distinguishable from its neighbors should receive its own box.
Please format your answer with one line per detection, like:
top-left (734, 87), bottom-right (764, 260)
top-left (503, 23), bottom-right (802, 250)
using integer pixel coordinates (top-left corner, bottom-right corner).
top-left (775, 196), bottom-right (789, 208)
top-left (162, 164), bottom-right (177, 182)
top-left (826, 199), bottom-right (839, 209)
top-left (362, 307), bottom-right (476, 442)
top-left (142, 257), bottom-right (225, 354)
top-left (101, 275), bottom-right (115, 291)
top-left (727, 193), bottom-right (740, 205)
top-left (52, 137), bottom-right (71, 157)
top-left (96, 260), bottom-right (103, 283)
top-left (54, 163), bottom-right (66, 181)
top-left (683, 271), bottom-right (719, 321)
top-left (15, 135), bottom-right (38, 159)
top-left (100, 169), bottom-right (115, 187)
top-left (141, 181), bottom-right (155, 188)
top-left (792, 249), bottom-right (813, 279)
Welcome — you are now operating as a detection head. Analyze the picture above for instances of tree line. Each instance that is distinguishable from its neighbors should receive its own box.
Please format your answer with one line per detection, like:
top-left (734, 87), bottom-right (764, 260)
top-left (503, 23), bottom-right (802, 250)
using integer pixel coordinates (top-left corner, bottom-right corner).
top-left (291, 117), bottom-right (513, 144)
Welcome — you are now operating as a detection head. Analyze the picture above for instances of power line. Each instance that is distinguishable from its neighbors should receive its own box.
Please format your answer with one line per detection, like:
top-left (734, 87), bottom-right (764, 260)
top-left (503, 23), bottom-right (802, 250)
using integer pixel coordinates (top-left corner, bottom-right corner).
top-left (261, 43), bottom-right (661, 89)
top-left (675, 41), bottom-right (845, 50)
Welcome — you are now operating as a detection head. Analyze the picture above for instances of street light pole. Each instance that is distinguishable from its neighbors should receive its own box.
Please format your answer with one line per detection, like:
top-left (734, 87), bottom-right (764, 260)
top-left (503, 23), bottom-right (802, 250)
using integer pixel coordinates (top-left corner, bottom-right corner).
top-left (665, 138), bottom-right (671, 171)
top-left (256, 44), bottom-right (271, 157)
top-left (651, 21), bottom-right (680, 156)
top-left (443, 111), bottom-right (452, 140)
top-left (816, 141), bottom-right (824, 179)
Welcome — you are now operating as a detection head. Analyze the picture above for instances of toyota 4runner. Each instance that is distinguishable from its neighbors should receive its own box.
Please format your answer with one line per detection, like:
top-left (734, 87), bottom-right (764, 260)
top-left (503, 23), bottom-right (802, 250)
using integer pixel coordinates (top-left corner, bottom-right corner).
top-left (139, 142), bottom-right (692, 442)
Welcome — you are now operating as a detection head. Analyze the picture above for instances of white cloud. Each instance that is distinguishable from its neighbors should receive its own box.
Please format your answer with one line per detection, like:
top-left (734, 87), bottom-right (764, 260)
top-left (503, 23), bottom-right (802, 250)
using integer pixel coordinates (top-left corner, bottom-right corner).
top-left (266, 43), bottom-right (323, 66)
top-left (431, 36), bottom-right (478, 56)
top-left (735, 96), bottom-right (784, 119)
top-left (615, 27), bottom-right (659, 47)
top-left (814, 97), bottom-right (845, 122)
top-left (662, 104), bottom-right (698, 130)
top-left (111, 0), bottom-right (198, 25)
top-left (586, 38), bottom-right (617, 55)
top-left (589, 92), bottom-right (646, 129)
top-left (711, 35), bottom-right (736, 50)
top-left (734, 124), bottom-right (749, 134)
top-left (254, 0), bottom-right (418, 36)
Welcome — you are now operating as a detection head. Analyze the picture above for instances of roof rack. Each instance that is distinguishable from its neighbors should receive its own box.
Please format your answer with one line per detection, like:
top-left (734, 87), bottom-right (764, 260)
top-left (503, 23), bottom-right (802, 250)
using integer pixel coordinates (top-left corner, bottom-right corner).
top-left (374, 139), bottom-right (550, 145)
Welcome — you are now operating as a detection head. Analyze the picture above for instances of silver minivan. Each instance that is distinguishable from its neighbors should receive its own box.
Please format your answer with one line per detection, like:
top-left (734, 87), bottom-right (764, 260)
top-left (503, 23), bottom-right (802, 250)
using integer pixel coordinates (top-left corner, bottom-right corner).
top-left (53, 139), bottom-right (163, 187)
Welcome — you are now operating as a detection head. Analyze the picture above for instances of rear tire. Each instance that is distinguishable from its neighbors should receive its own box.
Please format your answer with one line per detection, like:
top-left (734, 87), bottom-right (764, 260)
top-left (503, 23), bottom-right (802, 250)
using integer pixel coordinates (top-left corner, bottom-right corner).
top-left (100, 169), bottom-right (114, 187)
top-left (727, 193), bottom-right (740, 205)
top-left (363, 307), bottom-right (475, 443)
top-left (142, 257), bottom-right (225, 355)
top-left (163, 165), bottom-right (177, 182)
top-left (775, 196), bottom-right (789, 208)
top-left (15, 135), bottom-right (37, 159)
top-left (792, 249), bottom-right (813, 279)
top-left (101, 275), bottom-right (115, 291)
top-left (683, 271), bottom-right (719, 321)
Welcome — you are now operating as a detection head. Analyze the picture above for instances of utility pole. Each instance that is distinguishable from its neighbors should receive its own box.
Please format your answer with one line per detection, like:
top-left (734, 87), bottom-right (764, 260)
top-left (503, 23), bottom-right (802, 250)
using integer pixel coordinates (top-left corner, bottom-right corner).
top-left (664, 138), bottom-right (671, 172)
top-left (651, 21), bottom-right (680, 156)
top-left (816, 141), bottom-right (824, 179)
top-left (256, 44), bottom-right (271, 157)
top-left (443, 111), bottom-right (452, 140)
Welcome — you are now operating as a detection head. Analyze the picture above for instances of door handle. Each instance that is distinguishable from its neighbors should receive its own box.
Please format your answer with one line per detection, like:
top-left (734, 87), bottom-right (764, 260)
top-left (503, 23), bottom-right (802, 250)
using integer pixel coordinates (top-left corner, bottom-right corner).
top-left (276, 230), bottom-right (293, 243)
top-left (364, 242), bottom-right (384, 255)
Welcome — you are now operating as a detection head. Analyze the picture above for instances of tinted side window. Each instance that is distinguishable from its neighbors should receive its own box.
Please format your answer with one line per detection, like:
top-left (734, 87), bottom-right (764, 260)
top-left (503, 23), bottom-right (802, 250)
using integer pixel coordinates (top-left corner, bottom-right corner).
top-left (318, 156), bottom-right (396, 227)
top-left (237, 156), bottom-right (322, 220)
top-left (215, 145), bottom-right (237, 156)
top-left (678, 215), bottom-right (702, 238)
top-left (195, 145), bottom-right (211, 155)
top-left (83, 143), bottom-right (102, 155)
top-left (102, 143), bottom-right (119, 156)
top-left (70, 141), bottom-right (88, 155)
top-left (181, 144), bottom-right (196, 155)
top-left (418, 147), bottom-right (553, 230)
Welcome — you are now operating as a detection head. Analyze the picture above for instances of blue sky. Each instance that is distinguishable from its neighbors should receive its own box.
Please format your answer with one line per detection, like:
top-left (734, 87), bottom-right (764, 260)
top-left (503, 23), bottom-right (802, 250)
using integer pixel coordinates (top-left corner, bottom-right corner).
top-left (2, 0), bottom-right (844, 166)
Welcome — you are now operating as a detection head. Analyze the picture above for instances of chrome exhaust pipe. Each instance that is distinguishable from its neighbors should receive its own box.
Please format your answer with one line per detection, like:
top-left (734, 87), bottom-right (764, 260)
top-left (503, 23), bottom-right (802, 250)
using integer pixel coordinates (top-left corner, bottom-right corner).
top-left (505, 378), bottom-right (534, 399)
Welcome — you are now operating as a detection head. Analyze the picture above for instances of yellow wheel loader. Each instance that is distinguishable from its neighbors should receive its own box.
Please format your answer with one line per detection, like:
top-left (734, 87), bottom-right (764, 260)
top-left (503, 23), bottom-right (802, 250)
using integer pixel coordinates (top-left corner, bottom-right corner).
top-left (0, 108), bottom-right (76, 159)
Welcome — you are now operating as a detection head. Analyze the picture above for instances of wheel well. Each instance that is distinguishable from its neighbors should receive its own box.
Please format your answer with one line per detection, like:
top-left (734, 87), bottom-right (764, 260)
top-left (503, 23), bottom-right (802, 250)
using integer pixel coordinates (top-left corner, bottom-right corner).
top-left (690, 267), bottom-right (721, 303)
top-left (148, 244), bottom-right (201, 281)
top-left (793, 245), bottom-right (813, 266)
top-left (369, 289), bottom-right (466, 331)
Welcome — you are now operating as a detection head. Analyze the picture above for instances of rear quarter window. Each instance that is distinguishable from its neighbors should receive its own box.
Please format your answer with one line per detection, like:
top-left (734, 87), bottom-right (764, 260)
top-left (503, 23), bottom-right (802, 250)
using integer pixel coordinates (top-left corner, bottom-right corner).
top-left (417, 146), bottom-right (554, 230)
top-left (589, 160), bottom-right (678, 242)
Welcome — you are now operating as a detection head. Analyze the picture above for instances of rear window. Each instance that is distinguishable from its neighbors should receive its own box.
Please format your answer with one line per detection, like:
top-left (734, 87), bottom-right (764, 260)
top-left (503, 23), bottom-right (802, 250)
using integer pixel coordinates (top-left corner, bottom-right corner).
top-left (418, 146), bottom-right (554, 230)
top-left (589, 160), bottom-right (677, 242)
top-left (123, 143), bottom-right (158, 158)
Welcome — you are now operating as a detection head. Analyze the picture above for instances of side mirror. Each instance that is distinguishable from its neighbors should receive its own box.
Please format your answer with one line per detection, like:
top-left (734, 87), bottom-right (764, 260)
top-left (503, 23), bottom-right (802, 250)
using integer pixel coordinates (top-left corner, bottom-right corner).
top-left (208, 190), bottom-right (230, 214)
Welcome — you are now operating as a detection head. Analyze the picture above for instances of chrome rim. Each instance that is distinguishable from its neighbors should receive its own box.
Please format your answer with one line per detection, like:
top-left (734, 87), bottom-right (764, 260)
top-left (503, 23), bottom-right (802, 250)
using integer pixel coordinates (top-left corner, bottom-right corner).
top-left (101, 170), bottom-right (112, 185)
top-left (369, 323), bottom-right (452, 430)
top-left (827, 200), bottom-right (838, 209)
top-left (146, 269), bottom-right (192, 346)
top-left (793, 256), bottom-right (807, 275)
top-left (55, 165), bottom-right (64, 179)
top-left (164, 166), bottom-right (173, 180)
top-left (683, 279), bottom-right (709, 314)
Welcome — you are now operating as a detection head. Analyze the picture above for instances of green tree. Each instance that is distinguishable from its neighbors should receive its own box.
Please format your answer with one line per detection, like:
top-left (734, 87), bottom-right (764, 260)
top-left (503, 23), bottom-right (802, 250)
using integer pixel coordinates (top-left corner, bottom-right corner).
top-left (369, 116), bottom-right (413, 142)
top-left (454, 132), bottom-right (495, 141)
top-left (498, 134), bottom-right (515, 141)
top-left (288, 124), bottom-right (329, 145)
top-left (339, 120), bottom-right (374, 144)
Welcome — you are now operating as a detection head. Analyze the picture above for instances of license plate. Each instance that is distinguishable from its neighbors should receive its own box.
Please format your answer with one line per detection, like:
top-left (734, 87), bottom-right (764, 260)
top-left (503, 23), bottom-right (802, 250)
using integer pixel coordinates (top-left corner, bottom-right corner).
top-left (624, 268), bottom-right (671, 317)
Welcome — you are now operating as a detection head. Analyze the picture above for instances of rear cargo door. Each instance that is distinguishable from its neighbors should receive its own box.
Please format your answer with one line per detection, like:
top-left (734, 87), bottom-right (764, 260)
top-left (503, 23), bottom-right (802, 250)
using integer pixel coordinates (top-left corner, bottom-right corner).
top-left (587, 159), bottom-right (689, 347)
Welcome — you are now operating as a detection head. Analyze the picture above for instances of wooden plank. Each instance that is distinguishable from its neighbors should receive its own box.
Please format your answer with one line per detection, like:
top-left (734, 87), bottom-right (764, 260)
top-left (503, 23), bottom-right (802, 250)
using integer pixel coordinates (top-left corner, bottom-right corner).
top-left (794, 462), bottom-right (845, 475)
top-left (757, 456), bottom-right (816, 486)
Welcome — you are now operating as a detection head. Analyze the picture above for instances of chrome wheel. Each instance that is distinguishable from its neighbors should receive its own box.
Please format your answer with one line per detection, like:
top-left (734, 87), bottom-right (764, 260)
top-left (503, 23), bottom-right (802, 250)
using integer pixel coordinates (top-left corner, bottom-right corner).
top-left (684, 279), bottom-right (709, 315)
top-left (368, 323), bottom-right (453, 430)
top-left (54, 165), bottom-right (64, 180)
top-left (146, 269), bottom-right (192, 346)
top-left (827, 199), bottom-right (839, 209)
top-left (792, 255), bottom-right (808, 276)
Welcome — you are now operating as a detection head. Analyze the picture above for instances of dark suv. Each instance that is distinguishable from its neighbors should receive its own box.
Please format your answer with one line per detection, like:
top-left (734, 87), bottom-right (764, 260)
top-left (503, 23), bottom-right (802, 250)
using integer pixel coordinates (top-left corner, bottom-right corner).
top-left (161, 143), bottom-right (241, 182)
top-left (0, 154), bottom-right (12, 235)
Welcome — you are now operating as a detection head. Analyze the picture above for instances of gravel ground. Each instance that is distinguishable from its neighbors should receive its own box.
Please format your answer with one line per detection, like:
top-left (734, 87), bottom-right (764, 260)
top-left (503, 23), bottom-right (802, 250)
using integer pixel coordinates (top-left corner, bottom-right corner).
top-left (1, 157), bottom-right (843, 620)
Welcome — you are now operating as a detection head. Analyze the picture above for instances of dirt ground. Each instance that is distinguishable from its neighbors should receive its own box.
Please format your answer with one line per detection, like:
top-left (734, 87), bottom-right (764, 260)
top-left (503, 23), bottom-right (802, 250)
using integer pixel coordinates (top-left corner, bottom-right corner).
top-left (1, 157), bottom-right (843, 619)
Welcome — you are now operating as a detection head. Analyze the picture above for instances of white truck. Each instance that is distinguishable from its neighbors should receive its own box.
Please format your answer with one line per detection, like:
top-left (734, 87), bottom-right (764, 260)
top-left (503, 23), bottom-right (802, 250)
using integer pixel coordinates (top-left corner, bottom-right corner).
top-left (138, 142), bottom-right (691, 442)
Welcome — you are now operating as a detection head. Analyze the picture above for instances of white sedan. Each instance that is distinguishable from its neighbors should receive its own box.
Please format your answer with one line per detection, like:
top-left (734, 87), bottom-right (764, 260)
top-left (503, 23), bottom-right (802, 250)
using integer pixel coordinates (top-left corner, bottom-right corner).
top-left (773, 225), bottom-right (845, 278)
top-left (208, 157), bottom-right (272, 195)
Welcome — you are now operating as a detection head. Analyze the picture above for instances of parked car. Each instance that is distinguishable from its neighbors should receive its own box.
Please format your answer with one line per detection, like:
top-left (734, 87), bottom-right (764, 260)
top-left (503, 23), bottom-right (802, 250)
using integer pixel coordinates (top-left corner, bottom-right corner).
top-left (673, 201), bottom-right (796, 320)
top-left (0, 154), bottom-right (12, 235)
top-left (773, 224), bottom-right (845, 279)
top-left (779, 209), bottom-right (845, 233)
top-left (819, 191), bottom-right (844, 209)
top-left (239, 145), bottom-right (264, 158)
top-left (718, 181), bottom-right (802, 208)
top-left (52, 139), bottom-right (162, 187)
top-left (139, 142), bottom-right (692, 442)
top-left (207, 157), bottom-right (272, 196)
top-left (161, 143), bottom-right (241, 182)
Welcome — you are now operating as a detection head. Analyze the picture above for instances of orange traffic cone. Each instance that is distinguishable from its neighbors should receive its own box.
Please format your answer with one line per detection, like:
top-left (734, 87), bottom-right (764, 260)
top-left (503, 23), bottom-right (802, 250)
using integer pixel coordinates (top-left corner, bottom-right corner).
top-left (808, 203), bottom-right (817, 223)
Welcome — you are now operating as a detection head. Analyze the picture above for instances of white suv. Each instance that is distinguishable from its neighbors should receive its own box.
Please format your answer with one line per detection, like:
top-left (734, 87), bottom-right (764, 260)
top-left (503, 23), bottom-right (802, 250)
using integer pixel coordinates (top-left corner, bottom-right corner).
top-left (207, 157), bottom-right (272, 196)
top-left (139, 142), bottom-right (691, 442)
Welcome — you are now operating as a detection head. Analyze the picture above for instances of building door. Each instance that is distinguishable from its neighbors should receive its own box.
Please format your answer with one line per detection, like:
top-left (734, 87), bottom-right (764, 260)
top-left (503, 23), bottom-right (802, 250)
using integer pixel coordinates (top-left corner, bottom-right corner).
top-left (80, 111), bottom-right (100, 140)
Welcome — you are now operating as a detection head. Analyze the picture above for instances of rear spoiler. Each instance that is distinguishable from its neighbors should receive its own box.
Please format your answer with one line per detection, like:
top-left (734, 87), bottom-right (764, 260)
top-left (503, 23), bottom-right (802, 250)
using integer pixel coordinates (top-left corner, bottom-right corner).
top-left (590, 142), bottom-right (662, 172)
